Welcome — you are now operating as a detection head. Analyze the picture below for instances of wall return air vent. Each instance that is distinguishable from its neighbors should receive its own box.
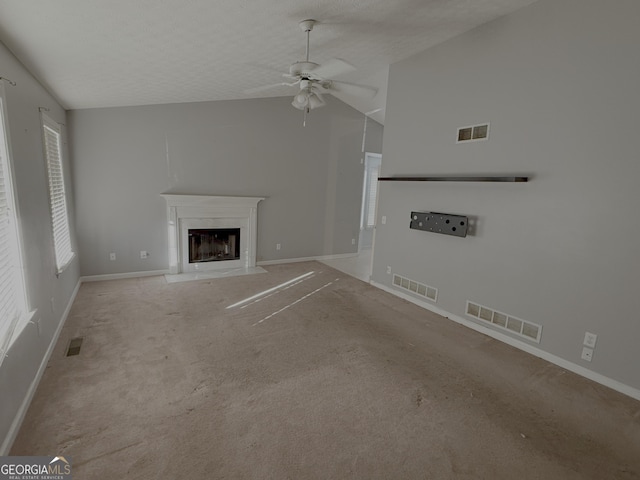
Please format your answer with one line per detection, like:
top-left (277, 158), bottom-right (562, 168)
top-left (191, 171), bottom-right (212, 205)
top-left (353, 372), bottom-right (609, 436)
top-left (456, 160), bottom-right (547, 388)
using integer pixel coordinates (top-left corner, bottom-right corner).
top-left (457, 123), bottom-right (489, 143)
top-left (393, 274), bottom-right (437, 302)
top-left (466, 301), bottom-right (542, 343)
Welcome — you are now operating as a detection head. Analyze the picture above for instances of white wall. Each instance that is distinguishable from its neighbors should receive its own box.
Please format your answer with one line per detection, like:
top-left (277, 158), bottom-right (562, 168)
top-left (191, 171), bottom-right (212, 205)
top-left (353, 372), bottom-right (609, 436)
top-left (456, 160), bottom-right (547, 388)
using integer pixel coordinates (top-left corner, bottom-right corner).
top-left (372, 0), bottom-right (640, 394)
top-left (0, 42), bottom-right (80, 452)
top-left (69, 97), bottom-right (383, 276)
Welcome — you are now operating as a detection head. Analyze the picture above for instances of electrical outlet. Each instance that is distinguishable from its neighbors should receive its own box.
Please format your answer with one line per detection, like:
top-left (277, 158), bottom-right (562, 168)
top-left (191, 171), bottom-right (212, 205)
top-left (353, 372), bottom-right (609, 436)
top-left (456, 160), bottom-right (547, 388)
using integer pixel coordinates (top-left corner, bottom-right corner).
top-left (351, 238), bottom-right (356, 245)
top-left (276, 243), bottom-right (281, 250)
top-left (109, 252), bottom-right (116, 261)
top-left (140, 250), bottom-right (149, 259)
top-left (381, 215), bottom-right (387, 225)
top-left (581, 347), bottom-right (593, 362)
top-left (583, 332), bottom-right (597, 348)
top-left (386, 266), bottom-right (392, 274)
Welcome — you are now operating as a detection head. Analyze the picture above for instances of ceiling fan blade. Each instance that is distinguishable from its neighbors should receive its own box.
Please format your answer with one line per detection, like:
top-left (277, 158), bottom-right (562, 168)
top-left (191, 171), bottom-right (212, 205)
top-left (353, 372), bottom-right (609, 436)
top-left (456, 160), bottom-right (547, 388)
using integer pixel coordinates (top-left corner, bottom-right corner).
top-left (311, 89), bottom-right (325, 102)
top-left (244, 81), bottom-right (299, 95)
top-left (311, 58), bottom-right (356, 79)
top-left (326, 80), bottom-right (378, 99)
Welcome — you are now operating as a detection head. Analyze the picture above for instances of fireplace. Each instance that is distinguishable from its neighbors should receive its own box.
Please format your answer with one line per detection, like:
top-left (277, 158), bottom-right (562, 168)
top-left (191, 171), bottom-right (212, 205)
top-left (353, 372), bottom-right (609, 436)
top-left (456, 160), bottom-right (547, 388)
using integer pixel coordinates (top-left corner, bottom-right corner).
top-left (161, 195), bottom-right (264, 274)
top-left (188, 228), bottom-right (240, 263)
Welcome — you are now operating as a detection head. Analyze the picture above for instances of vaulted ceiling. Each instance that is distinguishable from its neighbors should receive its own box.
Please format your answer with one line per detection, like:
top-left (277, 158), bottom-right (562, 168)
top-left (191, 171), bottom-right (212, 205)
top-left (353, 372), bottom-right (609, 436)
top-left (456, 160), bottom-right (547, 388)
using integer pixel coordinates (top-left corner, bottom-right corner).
top-left (0, 0), bottom-right (538, 124)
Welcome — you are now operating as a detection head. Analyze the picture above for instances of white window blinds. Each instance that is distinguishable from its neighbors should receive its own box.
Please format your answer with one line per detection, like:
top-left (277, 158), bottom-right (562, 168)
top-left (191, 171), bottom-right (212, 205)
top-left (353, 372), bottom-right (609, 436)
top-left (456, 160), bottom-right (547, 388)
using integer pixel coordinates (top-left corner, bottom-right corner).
top-left (0, 94), bottom-right (28, 365)
top-left (42, 114), bottom-right (74, 273)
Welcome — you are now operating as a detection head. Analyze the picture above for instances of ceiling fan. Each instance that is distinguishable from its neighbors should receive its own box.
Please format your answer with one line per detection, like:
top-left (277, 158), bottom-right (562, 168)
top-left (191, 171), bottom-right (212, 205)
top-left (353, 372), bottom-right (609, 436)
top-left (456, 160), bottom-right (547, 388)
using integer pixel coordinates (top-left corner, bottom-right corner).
top-left (245, 19), bottom-right (377, 121)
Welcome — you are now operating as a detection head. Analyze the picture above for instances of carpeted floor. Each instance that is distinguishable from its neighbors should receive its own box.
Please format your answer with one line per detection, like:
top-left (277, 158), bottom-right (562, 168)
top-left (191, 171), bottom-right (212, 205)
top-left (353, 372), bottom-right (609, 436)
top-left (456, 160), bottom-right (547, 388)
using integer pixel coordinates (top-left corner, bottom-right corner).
top-left (11, 261), bottom-right (640, 479)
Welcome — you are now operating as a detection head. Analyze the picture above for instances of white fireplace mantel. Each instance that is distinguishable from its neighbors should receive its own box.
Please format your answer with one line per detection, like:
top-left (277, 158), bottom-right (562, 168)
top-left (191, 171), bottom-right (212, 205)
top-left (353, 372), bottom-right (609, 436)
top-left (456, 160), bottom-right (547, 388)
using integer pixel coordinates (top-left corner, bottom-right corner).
top-left (161, 194), bottom-right (264, 274)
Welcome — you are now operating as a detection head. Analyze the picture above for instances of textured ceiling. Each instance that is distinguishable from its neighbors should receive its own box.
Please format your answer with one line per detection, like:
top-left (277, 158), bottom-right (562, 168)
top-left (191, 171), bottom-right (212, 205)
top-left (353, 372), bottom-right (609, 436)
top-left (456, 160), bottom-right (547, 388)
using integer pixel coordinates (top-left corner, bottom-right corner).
top-left (0, 0), bottom-right (538, 123)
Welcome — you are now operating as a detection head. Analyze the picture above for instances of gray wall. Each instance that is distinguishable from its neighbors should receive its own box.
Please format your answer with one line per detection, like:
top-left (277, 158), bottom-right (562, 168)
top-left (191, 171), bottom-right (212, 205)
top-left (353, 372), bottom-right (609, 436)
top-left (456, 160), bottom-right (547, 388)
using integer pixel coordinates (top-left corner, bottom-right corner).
top-left (0, 42), bottom-right (80, 452)
top-left (364, 118), bottom-right (383, 154)
top-left (69, 96), bottom-right (383, 276)
top-left (372, 0), bottom-right (640, 392)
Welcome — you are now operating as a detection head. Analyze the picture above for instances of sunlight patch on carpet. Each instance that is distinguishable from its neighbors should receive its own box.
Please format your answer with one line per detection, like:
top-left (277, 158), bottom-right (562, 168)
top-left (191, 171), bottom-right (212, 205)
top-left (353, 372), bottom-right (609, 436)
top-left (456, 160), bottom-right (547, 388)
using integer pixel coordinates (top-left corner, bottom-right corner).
top-left (226, 271), bottom-right (315, 309)
top-left (253, 278), bottom-right (339, 326)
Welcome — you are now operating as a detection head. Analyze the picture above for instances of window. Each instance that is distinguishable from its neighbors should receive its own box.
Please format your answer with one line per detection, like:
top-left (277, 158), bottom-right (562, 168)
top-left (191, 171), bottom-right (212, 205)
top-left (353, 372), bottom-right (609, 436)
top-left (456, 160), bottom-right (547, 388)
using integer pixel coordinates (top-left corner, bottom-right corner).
top-left (365, 166), bottom-right (379, 228)
top-left (360, 153), bottom-right (382, 229)
top-left (0, 87), bottom-right (31, 366)
top-left (42, 113), bottom-right (74, 273)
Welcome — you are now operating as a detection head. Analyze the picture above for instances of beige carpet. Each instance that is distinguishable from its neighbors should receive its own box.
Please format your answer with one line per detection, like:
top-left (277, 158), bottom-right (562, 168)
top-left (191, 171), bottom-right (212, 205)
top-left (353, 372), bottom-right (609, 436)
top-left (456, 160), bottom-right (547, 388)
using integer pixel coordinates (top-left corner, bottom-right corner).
top-left (11, 261), bottom-right (640, 479)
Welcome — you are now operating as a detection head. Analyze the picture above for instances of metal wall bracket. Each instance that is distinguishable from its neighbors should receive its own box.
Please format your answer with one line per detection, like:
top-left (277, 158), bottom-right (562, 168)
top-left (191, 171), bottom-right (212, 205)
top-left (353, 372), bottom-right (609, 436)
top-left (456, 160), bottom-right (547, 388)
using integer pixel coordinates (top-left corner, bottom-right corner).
top-left (410, 211), bottom-right (468, 237)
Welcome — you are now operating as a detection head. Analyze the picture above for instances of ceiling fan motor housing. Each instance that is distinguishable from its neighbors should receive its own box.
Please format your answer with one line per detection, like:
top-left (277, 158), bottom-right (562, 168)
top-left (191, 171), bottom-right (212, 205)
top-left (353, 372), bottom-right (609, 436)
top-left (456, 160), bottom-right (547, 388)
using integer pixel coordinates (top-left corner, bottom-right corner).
top-left (289, 61), bottom-right (319, 78)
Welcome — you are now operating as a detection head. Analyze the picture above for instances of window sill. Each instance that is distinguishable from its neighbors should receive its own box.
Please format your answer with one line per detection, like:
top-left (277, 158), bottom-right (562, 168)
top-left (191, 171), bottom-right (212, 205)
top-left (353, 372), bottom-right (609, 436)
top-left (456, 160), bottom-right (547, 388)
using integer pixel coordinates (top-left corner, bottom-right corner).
top-left (56, 252), bottom-right (76, 277)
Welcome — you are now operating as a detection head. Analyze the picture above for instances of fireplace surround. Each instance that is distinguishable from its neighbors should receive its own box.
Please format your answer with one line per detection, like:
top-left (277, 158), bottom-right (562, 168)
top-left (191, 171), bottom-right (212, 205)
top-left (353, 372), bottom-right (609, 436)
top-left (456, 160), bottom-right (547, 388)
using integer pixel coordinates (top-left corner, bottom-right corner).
top-left (161, 195), bottom-right (264, 274)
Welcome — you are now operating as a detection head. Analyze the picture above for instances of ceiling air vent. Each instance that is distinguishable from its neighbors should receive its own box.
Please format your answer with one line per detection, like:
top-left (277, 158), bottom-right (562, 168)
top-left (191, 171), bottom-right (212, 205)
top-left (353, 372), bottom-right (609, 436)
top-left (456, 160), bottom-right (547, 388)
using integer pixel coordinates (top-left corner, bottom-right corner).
top-left (466, 301), bottom-right (541, 343)
top-left (457, 123), bottom-right (490, 143)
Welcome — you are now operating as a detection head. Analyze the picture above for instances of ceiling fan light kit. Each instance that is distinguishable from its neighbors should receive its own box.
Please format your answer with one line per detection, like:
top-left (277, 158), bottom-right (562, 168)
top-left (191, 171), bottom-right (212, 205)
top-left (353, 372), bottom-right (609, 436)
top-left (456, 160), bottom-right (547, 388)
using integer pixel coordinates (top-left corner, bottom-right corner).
top-left (245, 18), bottom-right (378, 125)
top-left (308, 93), bottom-right (325, 109)
top-left (292, 93), bottom-right (308, 110)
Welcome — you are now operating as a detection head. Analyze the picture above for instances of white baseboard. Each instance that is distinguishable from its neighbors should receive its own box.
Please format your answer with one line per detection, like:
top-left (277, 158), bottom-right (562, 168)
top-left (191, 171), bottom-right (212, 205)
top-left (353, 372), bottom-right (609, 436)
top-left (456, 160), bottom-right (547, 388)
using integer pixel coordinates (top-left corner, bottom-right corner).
top-left (371, 280), bottom-right (640, 402)
top-left (81, 269), bottom-right (170, 282)
top-left (1, 279), bottom-right (82, 455)
top-left (258, 253), bottom-right (358, 266)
